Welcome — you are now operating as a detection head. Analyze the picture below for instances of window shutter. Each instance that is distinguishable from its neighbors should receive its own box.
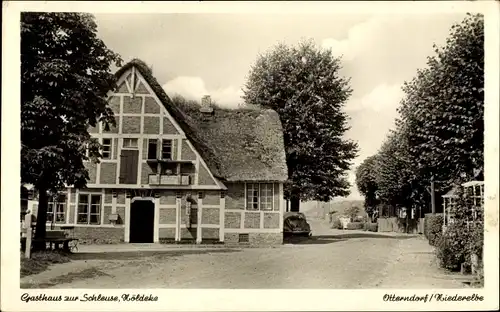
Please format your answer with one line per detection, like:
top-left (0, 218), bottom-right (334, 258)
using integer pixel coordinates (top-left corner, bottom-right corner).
top-left (119, 153), bottom-right (128, 184)
top-left (172, 139), bottom-right (176, 160)
top-left (156, 139), bottom-right (161, 159)
top-left (126, 150), bottom-right (139, 184)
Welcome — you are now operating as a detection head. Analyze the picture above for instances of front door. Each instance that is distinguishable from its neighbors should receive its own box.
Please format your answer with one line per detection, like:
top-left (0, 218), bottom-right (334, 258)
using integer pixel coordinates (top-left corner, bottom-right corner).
top-left (129, 200), bottom-right (155, 243)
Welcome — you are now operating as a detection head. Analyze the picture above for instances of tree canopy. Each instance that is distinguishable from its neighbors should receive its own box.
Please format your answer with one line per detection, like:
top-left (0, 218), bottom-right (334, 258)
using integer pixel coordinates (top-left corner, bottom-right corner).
top-left (355, 155), bottom-right (379, 214)
top-left (21, 12), bottom-right (121, 241)
top-left (243, 40), bottom-right (358, 211)
top-left (355, 13), bottom-right (484, 214)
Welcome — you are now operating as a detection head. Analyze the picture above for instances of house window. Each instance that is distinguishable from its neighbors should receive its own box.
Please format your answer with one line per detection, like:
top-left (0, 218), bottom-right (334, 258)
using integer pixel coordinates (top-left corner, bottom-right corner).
top-left (47, 195), bottom-right (66, 223)
top-left (102, 138), bottom-right (112, 159)
top-left (161, 139), bottom-right (172, 159)
top-left (246, 183), bottom-right (274, 211)
top-left (77, 194), bottom-right (101, 225)
top-left (123, 138), bottom-right (138, 149)
top-left (147, 139), bottom-right (158, 159)
top-left (259, 183), bottom-right (273, 211)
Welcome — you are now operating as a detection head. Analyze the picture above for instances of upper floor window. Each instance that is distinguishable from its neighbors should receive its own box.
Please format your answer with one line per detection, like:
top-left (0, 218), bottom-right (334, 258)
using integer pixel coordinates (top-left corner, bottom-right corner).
top-left (78, 194), bottom-right (101, 225)
top-left (246, 183), bottom-right (274, 211)
top-left (102, 138), bottom-right (112, 159)
top-left (148, 139), bottom-right (158, 160)
top-left (162, 139), bottom-right (172, 159)
top-left (123, 138), bottom-right (138, 149)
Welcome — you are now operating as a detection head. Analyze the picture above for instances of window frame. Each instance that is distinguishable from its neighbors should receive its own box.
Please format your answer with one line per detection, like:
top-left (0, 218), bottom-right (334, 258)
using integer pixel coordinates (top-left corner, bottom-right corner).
top-left (259, 183), bottom-right (274, 211)
top-left (123, 138), bottom-right (139, 149)
top-left (77, 194), bottom-right (102, 225)
top-left (245, 183), bottom-right (274, 211)
top-left (161, 139), bottom-right (172, 160)
top-left (47, 195), bottom-right (66, 224)
top-left (101, 138), bottom-right (112, 159)
top-left (147, 139), bottom-right (158, 160)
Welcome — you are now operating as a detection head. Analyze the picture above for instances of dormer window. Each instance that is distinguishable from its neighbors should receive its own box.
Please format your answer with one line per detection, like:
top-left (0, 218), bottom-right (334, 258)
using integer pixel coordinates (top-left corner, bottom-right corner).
top-left (162, 139), bottom-right (172, 160)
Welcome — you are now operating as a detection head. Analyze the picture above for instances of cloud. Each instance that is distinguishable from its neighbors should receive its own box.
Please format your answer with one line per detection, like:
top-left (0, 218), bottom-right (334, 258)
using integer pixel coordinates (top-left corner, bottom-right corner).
top-left (343, 83), bottom-right (405, 199)
top-left (162, 76), bottom-right (244, 109)
top-left (321, 15), bottom-right (406, 61)
top-left (345, 83), bottom-right (404, 113)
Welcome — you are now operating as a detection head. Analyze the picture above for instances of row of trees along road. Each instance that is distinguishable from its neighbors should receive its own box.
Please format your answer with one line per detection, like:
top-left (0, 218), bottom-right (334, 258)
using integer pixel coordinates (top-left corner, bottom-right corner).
top-left (355, 13), bottom-right (484, 217)
top-left (22, 13), bottom-right (357, 247)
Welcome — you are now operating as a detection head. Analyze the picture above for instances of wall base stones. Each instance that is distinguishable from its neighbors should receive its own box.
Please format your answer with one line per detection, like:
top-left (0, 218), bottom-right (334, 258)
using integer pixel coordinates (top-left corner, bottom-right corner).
top-left (71, 226), bottom-right (124, 244)
top-left (224, 232), bottom-right (283, 247)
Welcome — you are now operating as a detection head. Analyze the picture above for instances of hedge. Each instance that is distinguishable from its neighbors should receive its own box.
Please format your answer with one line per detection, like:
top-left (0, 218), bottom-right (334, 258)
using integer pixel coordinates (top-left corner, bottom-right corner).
top-left (424, 214), bottom-right (444, 246)
top-left (346, 222), bottom-right (364, 230)
top-left (435, 222), bottom-right (468, 271)
top-left (363, 222), bottom-right (378, 232)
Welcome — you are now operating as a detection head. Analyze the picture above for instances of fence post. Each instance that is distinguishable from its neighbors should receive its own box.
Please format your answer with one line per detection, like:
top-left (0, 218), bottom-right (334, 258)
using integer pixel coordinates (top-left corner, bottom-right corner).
top-left (24, 213), bottom-right (32, 259)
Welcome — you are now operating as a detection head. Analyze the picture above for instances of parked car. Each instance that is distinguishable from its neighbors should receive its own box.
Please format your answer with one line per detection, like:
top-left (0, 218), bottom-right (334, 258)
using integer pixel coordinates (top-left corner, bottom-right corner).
top-left (283, 212), bottom-right (312, 237)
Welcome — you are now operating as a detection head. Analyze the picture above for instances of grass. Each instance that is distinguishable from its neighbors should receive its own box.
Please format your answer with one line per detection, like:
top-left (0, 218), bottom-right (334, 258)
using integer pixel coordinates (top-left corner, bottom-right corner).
top-left (20, 250), bottom-right (72, 278)
top-left (21, 267), bottom-right (110, 289)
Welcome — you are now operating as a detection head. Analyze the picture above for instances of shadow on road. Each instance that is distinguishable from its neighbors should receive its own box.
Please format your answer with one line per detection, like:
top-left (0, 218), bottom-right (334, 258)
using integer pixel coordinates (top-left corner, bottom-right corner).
top-left (284, 232), bottom-right (418, 244)
top-left (69, 248), bottom-right (240, 261)
top-left (315, 233), bottom-right (418, 240)
top-left (284, 237), bottom-right (347, 245)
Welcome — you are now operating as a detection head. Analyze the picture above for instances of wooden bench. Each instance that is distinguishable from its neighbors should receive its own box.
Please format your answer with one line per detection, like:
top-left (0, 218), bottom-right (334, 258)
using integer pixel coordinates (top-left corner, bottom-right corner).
top-left (32, 230), bottom-right (79, 252)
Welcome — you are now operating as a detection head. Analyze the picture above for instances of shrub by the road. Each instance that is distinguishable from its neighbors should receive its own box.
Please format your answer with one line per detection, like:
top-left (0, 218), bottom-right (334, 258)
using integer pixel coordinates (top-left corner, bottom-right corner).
top-left (346, 222), bottom-right (364, 230)
top-left (425, 214), bottom-right (444, 246)
top-left (331, 217), bottom-right (342, 229)
top-left (363, 222), bottom-right (378, 232)
top-left (435, 222), bottom-right (468, 271)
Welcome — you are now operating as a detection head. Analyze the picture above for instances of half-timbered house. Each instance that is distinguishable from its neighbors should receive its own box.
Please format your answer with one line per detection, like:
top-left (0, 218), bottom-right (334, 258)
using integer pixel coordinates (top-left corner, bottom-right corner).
top-left (27, 59), bottom-right (288, 246)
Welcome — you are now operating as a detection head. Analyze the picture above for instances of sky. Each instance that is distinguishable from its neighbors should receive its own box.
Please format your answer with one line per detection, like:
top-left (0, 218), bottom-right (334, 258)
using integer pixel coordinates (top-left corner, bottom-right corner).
top-left (94, 13), bottom-right (467, 200)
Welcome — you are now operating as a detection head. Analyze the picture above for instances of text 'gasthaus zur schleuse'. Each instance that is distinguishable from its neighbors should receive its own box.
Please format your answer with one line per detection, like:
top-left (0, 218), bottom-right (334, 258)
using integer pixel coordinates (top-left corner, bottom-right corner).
top-left (21, 293), bottom-right (159, 303)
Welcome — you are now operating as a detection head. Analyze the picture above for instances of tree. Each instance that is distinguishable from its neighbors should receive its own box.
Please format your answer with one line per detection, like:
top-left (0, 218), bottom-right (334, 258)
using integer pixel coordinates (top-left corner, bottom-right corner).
top-left (21, 13), bottom-right (121, 246)
top-left (355, 155), bottom-right (379, 217)
top-left (243, 40), bottom-right (358, 211)
top-left (374, 129), bottom-right (415, 209)
top-left (397, 13), bottom-right (484, 201)
top-left (360, 14), bottom-right (484, 216)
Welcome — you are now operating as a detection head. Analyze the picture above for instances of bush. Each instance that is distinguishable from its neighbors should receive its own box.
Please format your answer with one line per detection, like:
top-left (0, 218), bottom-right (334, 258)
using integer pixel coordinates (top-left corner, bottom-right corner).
top-left (435, 223), bottom-right (468, 271)
top-left (354, 215), bottom-right (368, 223)
top-left (425, 214), bottom-right (444, 246)
top-left (363, 222), bottom-right (378, 232)
top-left (346, 222), bottom-right (364, 230)
top-left (345, 206), bottom-right (361, 221)
top-left (331, 217), bottom-right (342, 229)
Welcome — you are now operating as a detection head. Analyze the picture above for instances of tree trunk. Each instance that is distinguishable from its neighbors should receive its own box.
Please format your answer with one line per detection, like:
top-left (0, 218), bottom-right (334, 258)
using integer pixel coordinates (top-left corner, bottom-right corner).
top-left (33, 186), bottom-right (48, 250)
top-left (290, 196), bottom-right (300, 212)
top-left (286, 200), bottom-right (289, 212)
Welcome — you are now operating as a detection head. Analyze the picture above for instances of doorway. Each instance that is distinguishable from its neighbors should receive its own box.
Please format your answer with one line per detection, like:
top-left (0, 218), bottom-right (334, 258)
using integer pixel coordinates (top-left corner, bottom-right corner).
top-left (129, 199), bottom-right (155, 243)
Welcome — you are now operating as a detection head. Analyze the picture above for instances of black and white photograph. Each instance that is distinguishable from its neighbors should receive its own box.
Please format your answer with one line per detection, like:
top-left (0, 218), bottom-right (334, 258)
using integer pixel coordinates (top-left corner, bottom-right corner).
top-left (2, 1), bottom-right (499, 311)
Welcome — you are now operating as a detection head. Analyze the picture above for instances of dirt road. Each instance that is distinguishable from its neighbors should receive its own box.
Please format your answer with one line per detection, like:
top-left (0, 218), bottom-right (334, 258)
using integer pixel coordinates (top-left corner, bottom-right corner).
top-left (20, 219), bottom-right (466, 289)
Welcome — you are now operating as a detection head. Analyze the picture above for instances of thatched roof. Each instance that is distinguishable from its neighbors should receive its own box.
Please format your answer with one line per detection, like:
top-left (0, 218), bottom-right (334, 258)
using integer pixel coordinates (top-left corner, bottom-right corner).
top-left (115, 59), bottom-right (288, 182)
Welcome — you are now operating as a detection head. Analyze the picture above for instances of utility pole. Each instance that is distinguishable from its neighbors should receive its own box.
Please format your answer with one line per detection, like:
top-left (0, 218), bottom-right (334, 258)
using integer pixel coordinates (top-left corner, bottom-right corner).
top-left (431, 177), bottom-right (436, 215)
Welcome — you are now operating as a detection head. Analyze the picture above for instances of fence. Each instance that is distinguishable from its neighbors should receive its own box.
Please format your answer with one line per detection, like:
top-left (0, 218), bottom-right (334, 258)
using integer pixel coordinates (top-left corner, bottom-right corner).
top-left (21, 213), bottom-right (33, 258)
top-left (377, 217), bottom-right (425, 234)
